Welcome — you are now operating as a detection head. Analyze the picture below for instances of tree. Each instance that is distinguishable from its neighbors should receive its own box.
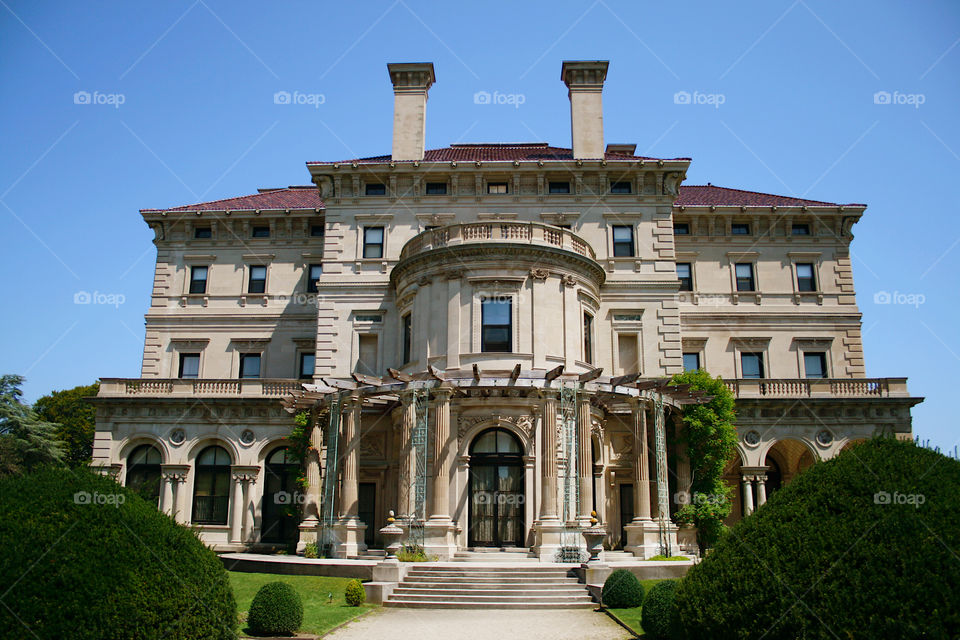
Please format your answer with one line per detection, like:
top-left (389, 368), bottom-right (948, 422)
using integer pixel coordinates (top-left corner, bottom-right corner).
top-left (670, 369), bottom-right (738, 552)
top-left (0, 375), bottom-right (63, 474)
top-left (33, 382), bottom-right (99, 466)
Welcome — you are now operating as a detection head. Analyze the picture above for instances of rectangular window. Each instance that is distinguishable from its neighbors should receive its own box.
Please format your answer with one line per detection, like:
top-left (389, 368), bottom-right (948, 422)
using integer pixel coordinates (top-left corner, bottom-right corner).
top-left (487, 182), bottom-right (508, 194)
top-left (556, 224), bottom-right (572, 230)
top-left (189, 266), bottom-right (208, 294)
top-left (617, 334), bottom-right (639, 375)
top-left (683, 352), bottom-right (701, 372)
top-left (673, 223), bottom-right (690, 235)
top-left (357, 335), bottom-right (378, 376)
top-left (248, 265), bottom-right (267, 294)
top-left (796, 263), bottom-right (816, 292)
top-left (363, 226), bottom-right (384, 259)
top-left (610, 181), bottom-right (631, 194)
top-left (731, 223), bottom-right (751, 235)
top-left (481, 298), bottom-right (512, 352)
top-left (549, 181), bottom-right (571, 194)
top-left (306, 264), bottom-right (323, 293)
top-left (425, 182), bottom-right (447, 195)
top-left (741, 352), bottom-right (764, 379)
top-left (178, 353), bottom-right (200, 378)
top-left (239, 353), bottom-right (261, 379)
top-left (299, 352), bottom-right (315, 379)
top-left (612, 225), bottom-right (635, 257)
top-left (583, 313), bottom-right (594, 365)
top-left (792, 223), bottom-right (811, 236)
top-left (804, 352), bottom-right (828, 379)
top-left (402, 313), bottom-right (412, 364)
top-left (194, 226), bottom-right (211, 239)
top-left (310, 224), bottom-right (325, 237)
top-left (677, 263), bottom-right (693, 291)
top-left (252, 226), bottom-right (270, 238)
top-left (365, 183), bottom-right (386, 196)
top-left (735, 263), bottom-right (755, 291)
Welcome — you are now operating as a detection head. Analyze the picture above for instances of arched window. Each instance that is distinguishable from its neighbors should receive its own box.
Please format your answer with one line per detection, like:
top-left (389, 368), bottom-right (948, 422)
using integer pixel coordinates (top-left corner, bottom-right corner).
top-left (468, 428), bottom-right (524, 547)
top-left (192, 445), bottom-right (231, 525)
top-left (261, 446), bottom-right (301, 544)
top-left (126, 444), bottom-right (162, 505)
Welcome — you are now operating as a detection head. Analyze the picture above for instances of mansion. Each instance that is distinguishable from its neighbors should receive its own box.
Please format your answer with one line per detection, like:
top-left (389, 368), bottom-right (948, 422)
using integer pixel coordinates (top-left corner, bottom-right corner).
top-left (92, 61), bottom-right (921, 559)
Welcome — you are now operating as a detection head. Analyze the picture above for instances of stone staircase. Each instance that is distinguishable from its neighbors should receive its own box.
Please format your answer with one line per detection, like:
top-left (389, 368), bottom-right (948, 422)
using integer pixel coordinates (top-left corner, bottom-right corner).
top-left (384, 564), bottom-right (594, 609)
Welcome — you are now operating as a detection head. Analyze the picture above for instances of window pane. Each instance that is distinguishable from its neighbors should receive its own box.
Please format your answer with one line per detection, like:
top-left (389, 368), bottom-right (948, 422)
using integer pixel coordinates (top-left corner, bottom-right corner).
top-left (299, 352), bottom-right (315, 379)
top-left (482, 299), bottom-right (511, 324)
top-left (190, 266), bottom-right (208, 294)
top-left (402, 314), bottom-right (412, 363)
top-left (198, 446), bottom-right (230, 466)
top-left (741, 353), bottom-right (763, 378)
top-left (363, 227), bottom-right (384, 258)
top-left (792, 224), bottom-right (810, 235)
top-left (549, 181), bottom-right (570, 194)
top-left (677, 263), bottom-right (691, 278)
top-left (472, 431), bottom-right (497, 453)
top-left (610, 181), bottom-right (631, 194)
top-left (613, 226), bottom-right (632, 242)
top-left (583, 313), bottom-right (594, 364)
top-left (735, 263), bottom-right (755, 291)
top-left (365, 183), bottom-right (386, 195)
top-left (426, 182), bottom-right (447, 195)
top-left (357, 335), bottom-right (378, 376)
top-left (194, 227), bottom-right (211, 239)
top-left (612, 225), bottom-right (634, 257)
top-left (731, 223), bottom-right (750, 235)
top-left (487, 182), bottom-right (508, 194)
top-left (683, 352), bottom-right (700, 371)
top-left (673, 223), bottom-right (689, 235)
top-left (179, 354), bottom-right (200, 378)
top-left (240, 354), bottom-right (261, 378)
top-left (497, 430), bottom-right (522, 453)
top-left (307, 264), bottom-right (322, 293)
top-left (804, 352), bottom-right (827, 379)
top-left (249, 266), bottom-right (266, 293)
top-left (310, 224), bottom-right (325, 237)
top-left (252, 226), bottom-right (270, 238)
top-left (796, 263), bottom-right (816, 292)
top-left (735, 263), bottom-right (753, 278)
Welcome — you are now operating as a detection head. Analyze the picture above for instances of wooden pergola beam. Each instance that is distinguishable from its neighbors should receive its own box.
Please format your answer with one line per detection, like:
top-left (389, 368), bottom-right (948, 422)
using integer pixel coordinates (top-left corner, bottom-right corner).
top-left (609, 373), bottom-right (640, 388)
top-left (545, 365), bottom-right (565, 382)
top-left (322, 378), bottom-right (357, 390)
top-left (427, 365), bottom-right (446, 381)
top-left (578, 367), bottom-right (603, 383)
top-left (473, 363), bottom-right (481, 382)
top-left (387, 368), bottom-right (413, 382)
top-left (351, 373), bottom-right (382, 386)
top-left (509, 363), bottom-right (521, 384)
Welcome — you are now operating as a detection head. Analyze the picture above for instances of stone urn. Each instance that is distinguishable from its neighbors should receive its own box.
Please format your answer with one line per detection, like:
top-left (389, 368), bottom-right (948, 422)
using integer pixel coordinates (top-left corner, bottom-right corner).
top-left (378, 511), bottom-right (404, 561)
top-left (581, 511), bottom-right (607, 565)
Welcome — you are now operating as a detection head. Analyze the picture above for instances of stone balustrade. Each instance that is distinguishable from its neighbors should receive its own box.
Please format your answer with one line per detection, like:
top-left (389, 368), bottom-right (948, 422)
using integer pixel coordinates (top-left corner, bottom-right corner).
top-left (98, 378), bottom-right (303, 398)
top-left (723, 377), bottom-right (910, 399)
top-left (398, 221), bottom-right (596, 261)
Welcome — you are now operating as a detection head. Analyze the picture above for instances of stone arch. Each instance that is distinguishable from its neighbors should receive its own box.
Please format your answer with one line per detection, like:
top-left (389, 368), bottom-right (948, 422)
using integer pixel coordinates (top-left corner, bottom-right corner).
top-left (840, 438), bottom-right (868, 453)
top-left (762, 437), bottom-right (818, 489)
top-left (118, 434), bottom-right (169, 470)
top-left (256, 437), bottom-right (293, 464)
top-left (458, 417), bottom-right (533, 459)
top-left (186, 436), bottom-right (239, 465)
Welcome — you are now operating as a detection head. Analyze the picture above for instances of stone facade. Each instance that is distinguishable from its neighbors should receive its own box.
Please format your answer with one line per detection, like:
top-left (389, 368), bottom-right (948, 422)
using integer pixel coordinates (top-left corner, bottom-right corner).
top-left (92, 60), bottom-right (921, 557)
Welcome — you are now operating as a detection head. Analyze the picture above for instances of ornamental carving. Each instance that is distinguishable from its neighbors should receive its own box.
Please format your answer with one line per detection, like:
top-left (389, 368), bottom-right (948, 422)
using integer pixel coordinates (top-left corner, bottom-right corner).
top-left (529, 268), bottom-right (550, 281)
top-left (457, 413), bottom-right (535, 445)
top-left (562, 274), bottom-right (577, 287)
top-left (360, 436), bottom-right (386, 460)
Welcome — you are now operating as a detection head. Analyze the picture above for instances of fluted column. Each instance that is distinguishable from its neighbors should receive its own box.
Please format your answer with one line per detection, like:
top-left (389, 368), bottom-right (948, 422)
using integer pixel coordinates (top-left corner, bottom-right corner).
top-left (577, 392), bottom-right (593, 523)
top-left (230, 471), bottom-right (245, 543)
top-left (756, 473), bottom-right (768, 507)
top-left (398, 392), bottom-right (416, 519)
top-left (631, 400), bottom-right (652, 522)
top-left (540, 391), bottom-right (559, 520)
top-left (429, 388), bottom-right (453, 520)
top-left (340, 392), bottom-right (361, 519)
top-left (161, 474), bottom-right (174, 515)
top-left (303, 410), bottom-right (322, 525)
top-left (742, 475), bottom-right (754, 516)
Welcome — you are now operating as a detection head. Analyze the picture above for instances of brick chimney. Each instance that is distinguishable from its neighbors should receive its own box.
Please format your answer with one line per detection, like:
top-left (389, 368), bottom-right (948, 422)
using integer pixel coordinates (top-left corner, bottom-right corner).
top-left (387, 62), bottom-right (436, 162)
top-left (560, 60), bottom-right (609, 160)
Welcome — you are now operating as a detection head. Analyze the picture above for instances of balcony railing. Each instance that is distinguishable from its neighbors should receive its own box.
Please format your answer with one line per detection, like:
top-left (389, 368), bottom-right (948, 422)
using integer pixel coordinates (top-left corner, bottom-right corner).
top-left (399, 221), bottom-right (596, 262)
top-left (723, 377), bottom-right (910, 399)
top-left (98, 378), bottom-right (303, 398)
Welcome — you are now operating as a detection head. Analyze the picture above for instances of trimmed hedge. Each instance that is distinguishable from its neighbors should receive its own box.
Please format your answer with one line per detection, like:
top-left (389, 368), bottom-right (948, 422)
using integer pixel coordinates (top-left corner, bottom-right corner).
top-left (0, 467), bottom-right (236, 639)
top-left (673, 438), bottom-right (960, 639)
top-left (642, 580), bottom-right (679, 640)
top-left (602, 568), bottom-right (644, 608)
top-left (247, 582), bottom-right (303, 636)
top-left (344, 579), bottom-right (366, 606)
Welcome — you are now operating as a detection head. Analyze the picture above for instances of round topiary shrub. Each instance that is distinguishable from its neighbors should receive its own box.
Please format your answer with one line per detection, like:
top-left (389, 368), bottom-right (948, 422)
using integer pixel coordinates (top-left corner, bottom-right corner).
top-left (642, 580), bottom-right (679, 640)
top-left (601, 568), bottom-right (644, 608)
top-left (0, 467), bottom-right (236, 639)
top-left (344, 579), bottom-right (366, 606)
top-left (673, 438), bottom-right (960, 639)
top-left (247, 581), bottom-right (303, 636)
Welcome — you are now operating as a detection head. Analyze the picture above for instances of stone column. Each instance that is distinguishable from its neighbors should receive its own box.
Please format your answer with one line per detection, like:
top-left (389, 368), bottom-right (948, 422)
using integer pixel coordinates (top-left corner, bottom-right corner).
top-left (577, 392), bottom-right (593, 525)
top-left (161, 473), bottom-right (174, 516)
top-left (540, 391), bottom-right (559, 520)
top-left (633, 401), bottom-right (652, 521)
top-left (398, 392), bottom-right (415, 519)
top-left (243, 469), bottom-right (259, 542)
top-left (340, 393), bottom-right (361, 519)
top-left (230, 471), bottom-right (245, 544)
top-left (756, 472), bottom-right (768, 507)
top-left (160, 464), bottom-right (189, 522)
top-left (297, 410), bottom-right (323, 554)
top-left (429, 388), bottom-right (452, 520)
top-left (742, 474), bottom-right (754, 516)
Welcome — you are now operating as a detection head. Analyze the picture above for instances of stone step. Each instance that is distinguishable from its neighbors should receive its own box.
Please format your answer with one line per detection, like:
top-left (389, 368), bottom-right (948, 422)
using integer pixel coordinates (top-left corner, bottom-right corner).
top-left (387, 593), bottom-right (593, 604)
top-left (404, 576), bottom-right (578, 585)
top-left (384, 600), bottom-right (595, 609)
top-left (393, 587), bottom-right (588, 596)
top-left (406, 569), bottom-right (571, 576)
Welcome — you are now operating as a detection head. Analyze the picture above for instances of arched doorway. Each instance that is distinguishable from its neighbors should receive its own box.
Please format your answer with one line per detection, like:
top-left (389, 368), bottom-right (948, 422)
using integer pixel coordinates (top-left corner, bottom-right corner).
top-left (764, 439), bottom-right (816, 491)
top-left (126, 444), bottom-right (162, 505)
top-left (468, 427), bottom-right (525, 547)
top-left (261, 447), bottom-right (300, 544)
top-left (192, 445), bottom-right (231, 525)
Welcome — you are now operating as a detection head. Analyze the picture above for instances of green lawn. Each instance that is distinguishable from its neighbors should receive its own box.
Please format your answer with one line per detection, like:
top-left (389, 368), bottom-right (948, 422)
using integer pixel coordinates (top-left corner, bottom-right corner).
top-left (606, 578), bottom-right (676, 637)
top-left (228, 571), bottom-right (376, 636)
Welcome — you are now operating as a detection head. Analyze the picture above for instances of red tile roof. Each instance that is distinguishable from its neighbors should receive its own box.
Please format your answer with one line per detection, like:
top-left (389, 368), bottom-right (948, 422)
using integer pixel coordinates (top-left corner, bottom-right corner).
top-left (676, 185), bottom-right (864, 208)
top-left (307, 143), bottom-right (689, 164)
top-left (141, 186), bottom-right (323, 213)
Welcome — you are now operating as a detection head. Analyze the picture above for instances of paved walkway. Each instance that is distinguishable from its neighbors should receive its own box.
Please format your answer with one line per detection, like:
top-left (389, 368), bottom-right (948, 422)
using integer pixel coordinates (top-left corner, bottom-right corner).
top-left (325, 607), bottom-right (631, 640)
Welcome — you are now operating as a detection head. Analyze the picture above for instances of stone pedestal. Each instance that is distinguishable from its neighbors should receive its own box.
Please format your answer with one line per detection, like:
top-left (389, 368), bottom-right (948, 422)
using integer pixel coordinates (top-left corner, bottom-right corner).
top-left (533, 519), bottom-right (567, 561)
top-left (296, 519), bottom-right (319, 554)
top-left (624, 518), bottom-right (680, 558)
top-left (331, 518), bottom-right (367, 558)
top-left (422, 517), bottom-right (457, 560)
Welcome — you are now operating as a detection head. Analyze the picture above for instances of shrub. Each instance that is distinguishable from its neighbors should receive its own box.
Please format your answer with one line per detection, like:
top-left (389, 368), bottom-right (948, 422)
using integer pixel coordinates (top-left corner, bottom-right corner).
top-left (302, 542), bottom-right (319, 559)
top-left (396, 543), bottom-right (430, 562)
top-left (0, 467), bottom-right (236, 639)
top-left (673, 438), bottom-right (960, 639)
top-left (601, 568), bottom-right (644, 608)
top-left (642, 580), bottom-right (679, 640)
top-left (247, 582), bottom-right (303, 636)
top-left (647, 554), bottom-right (690, 561)
top-left (344, 579), bottom-right (366, 606)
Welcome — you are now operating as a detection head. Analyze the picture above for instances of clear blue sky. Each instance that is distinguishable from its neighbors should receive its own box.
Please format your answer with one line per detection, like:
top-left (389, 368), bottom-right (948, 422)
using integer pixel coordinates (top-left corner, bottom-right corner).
top-left (1, 1), bottom-right (957, 452)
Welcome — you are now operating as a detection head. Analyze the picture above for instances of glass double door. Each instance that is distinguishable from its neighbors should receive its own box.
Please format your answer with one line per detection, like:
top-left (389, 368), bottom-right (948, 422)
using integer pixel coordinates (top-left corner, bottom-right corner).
top-left (469, 463), bottom-right (524, 547)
